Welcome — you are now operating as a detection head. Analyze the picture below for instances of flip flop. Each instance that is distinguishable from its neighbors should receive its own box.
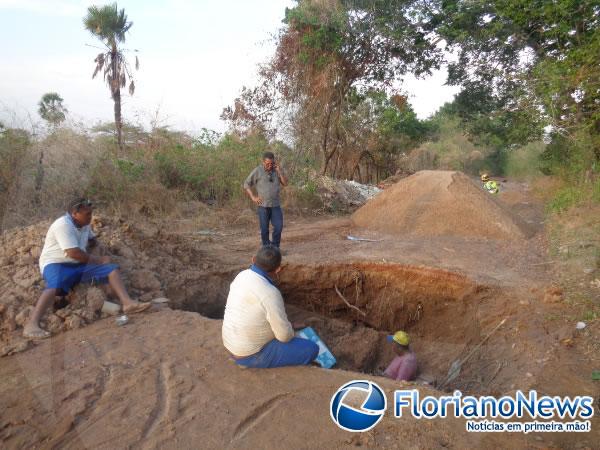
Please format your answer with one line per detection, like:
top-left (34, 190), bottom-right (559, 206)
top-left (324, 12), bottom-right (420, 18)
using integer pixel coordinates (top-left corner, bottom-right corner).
top-left (123, 302), bottom-right (152, 314)
top-left (23, 329), bottom-right (51, 340)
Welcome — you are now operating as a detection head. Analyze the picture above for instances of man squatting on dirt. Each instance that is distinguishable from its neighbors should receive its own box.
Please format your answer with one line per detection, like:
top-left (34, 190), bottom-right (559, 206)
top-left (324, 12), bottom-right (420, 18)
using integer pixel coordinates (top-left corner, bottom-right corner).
top-left (244, 152), bottom-right (287, 248)
top-left (222, 245), bottom-right (319, 368)
top-left (23, 197), bottom-right (150, 339)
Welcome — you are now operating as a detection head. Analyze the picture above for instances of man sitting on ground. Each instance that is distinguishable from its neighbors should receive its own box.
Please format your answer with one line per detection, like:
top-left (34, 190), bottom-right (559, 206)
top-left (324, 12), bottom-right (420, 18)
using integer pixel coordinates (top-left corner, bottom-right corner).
top-left (222, 245), bottom-right (318, 368)
top-left (383, 330), bottom-right (417, 382)
top-left (23, 197), bottom-right (150, 339)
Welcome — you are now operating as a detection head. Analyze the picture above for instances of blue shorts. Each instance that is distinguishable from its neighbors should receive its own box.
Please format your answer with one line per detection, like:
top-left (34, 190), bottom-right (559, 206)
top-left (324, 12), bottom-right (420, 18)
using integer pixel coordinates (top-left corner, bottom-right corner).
top-left (42, 263), bottom-right (119, 295)
top-left (235, 337), bottom-right (319, 369)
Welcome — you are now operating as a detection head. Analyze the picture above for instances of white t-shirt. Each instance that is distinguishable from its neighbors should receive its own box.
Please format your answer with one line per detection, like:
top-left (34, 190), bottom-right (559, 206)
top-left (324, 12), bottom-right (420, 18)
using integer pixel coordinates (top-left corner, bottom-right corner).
top-left (222, 269), bottom-right (294, 357)
top-left (39, 215), bottom-right (95, 273)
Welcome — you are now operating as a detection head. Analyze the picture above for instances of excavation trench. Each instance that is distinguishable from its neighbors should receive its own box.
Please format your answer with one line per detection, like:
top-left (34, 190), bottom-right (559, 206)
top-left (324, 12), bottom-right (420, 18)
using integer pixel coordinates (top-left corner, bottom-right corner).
top-left (169, 262), bottom-right (528, 395)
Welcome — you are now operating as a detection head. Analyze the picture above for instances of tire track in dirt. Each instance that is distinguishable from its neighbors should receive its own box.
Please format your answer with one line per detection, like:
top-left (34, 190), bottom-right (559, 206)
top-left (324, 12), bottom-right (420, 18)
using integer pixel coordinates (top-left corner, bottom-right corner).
top-left (140, 362), bottom-right (171, 441)
top-left (228, 393), bottom-right (290, 446)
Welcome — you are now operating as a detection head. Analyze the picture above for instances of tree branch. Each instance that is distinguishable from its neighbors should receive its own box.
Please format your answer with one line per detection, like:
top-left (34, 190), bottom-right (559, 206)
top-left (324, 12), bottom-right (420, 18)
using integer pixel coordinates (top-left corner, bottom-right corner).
top-left (334, 284), bottom-right (367, 316)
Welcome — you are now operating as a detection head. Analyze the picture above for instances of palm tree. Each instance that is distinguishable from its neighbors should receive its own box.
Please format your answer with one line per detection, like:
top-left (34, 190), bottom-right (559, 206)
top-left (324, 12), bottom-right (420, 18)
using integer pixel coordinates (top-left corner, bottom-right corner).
top-left (84, 3), bottom-right (138, 150)
top-left (38, 92), bottom-right (68, 128)
top-left (35, 92), bottom-right (68, 198)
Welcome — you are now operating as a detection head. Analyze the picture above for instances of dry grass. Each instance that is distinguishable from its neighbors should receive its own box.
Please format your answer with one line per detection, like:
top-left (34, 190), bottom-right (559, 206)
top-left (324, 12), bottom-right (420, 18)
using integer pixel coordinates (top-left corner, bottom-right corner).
top-left (0, 125), bottom-right (271, 231)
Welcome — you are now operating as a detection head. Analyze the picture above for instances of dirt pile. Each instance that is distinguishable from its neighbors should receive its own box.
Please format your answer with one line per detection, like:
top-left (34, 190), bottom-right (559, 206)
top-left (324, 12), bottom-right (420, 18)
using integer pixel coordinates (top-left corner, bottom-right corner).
top-left (0, 213), bottom-right (218, 356)
top-left (352, 170), bottom-right (535, 240)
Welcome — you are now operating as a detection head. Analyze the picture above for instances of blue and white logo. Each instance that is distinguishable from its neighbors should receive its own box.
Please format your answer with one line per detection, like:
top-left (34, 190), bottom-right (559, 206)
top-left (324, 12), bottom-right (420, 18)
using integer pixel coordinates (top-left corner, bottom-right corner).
top-left (330, 380), bottom-right (387, 432)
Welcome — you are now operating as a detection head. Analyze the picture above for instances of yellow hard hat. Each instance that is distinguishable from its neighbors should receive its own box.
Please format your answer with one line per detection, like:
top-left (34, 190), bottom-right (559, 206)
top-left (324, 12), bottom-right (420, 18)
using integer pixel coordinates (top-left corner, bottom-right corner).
top-left (481, 173), bottom-right (490, 182)
top-left (387, 330), bottom-right (410, 346)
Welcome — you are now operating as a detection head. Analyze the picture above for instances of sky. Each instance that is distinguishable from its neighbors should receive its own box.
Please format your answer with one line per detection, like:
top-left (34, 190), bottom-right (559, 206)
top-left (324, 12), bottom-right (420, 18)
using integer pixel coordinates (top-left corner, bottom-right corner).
top-left (0, 0), bottom-right (459, 135)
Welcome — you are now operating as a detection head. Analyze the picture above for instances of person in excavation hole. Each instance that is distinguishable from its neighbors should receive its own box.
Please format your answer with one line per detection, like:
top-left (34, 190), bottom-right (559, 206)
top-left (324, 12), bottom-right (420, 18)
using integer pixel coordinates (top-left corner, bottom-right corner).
top-left (23, 197), bottom-right (151, 339)
top-left (383, 330), bottom-right (417, 382)
top-left (222, 245), bottom-right (319, 368)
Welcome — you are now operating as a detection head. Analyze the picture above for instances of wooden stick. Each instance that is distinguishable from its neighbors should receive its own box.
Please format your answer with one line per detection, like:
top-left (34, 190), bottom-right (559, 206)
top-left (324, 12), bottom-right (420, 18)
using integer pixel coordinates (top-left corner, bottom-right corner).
top-left (334, 284), bottom-right (367, 317)
top-left (439, 317), bottom-right (508, 389)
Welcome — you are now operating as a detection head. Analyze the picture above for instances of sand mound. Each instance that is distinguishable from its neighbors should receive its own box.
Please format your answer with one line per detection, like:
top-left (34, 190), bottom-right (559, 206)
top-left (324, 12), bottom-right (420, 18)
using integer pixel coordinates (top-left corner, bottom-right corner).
top-left (351, 170), bottom-right (535, 240)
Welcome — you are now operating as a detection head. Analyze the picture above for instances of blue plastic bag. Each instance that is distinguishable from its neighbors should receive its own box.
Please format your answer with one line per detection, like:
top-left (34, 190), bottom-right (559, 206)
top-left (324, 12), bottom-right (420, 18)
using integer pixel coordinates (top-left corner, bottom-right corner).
top-left (295, 326), bottom-right (337, 368)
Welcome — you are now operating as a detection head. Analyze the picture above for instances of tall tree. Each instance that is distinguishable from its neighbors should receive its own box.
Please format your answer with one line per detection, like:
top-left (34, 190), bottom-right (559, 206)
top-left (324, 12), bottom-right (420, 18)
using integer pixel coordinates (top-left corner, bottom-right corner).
top-left (224, 0), bottom-right (442, 176)
top-left (38, 92), bottom-right (67, 128)
top-left (36, 92), bottom-right (68, 197)
top-left (427, 0), bottom-right (600, 159)
top-left (84, 3), bottom-right (138, 151)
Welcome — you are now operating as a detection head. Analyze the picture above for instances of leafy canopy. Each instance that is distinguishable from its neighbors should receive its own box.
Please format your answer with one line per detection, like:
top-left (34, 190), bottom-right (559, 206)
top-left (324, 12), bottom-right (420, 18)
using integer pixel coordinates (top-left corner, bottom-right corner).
top-left (83, 3), bottom-right (132, 48)
top-left (38, 92), bottom-right (67, 127)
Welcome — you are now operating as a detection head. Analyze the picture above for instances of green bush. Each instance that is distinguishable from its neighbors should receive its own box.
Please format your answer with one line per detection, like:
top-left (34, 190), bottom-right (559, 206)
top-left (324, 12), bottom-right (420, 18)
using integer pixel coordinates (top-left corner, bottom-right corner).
top-left (539, 129), bottom-right (600, 213)
top-left (592, 178), bottom-right (600, 203)
top-left (414, 114), bottom-right (496, 175)
top-left (504, 141), bottom-right (546, 180)
top-left (547, 186), bottom-right (586, 213)
top-left (154, 144), bottom-right (205, 191)
top-left (115, 158), bottom-right (145, 181)
top-left (540, 131), bottom-right (597, 180)
top-left (153, 133), bottom-right (273, 204)
top-left (546, 176), bottom-right (600, 214)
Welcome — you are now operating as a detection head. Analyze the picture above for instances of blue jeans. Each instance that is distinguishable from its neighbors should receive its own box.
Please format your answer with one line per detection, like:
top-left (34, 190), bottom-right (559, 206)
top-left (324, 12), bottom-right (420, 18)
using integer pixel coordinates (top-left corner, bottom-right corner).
top-left (257, 206), bottom-right (283, 247)
top-left (235, 338), bottom-right (319, 368)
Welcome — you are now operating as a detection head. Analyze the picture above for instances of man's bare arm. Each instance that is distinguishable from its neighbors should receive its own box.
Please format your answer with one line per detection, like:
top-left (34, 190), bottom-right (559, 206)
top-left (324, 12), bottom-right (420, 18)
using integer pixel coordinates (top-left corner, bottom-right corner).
top-left (64, 248), bottom-right (109, 265)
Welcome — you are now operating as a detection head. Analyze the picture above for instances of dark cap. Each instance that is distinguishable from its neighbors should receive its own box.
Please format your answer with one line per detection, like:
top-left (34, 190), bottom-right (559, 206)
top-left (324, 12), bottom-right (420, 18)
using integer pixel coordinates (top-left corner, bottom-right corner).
top-left (67, 197), bottom-right (93, 212)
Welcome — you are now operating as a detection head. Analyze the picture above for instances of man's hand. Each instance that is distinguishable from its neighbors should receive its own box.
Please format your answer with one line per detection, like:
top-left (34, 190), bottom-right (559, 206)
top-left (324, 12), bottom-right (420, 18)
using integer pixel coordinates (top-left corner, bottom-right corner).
top-left (252, 195), bottom-right (263, 206)
top-left (274, 162), bottom-right (288, 186)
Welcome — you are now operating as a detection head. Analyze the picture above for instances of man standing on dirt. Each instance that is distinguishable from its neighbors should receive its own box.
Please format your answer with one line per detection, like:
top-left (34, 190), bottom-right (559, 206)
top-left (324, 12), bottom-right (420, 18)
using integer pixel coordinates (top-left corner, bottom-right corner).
top-left (222, 245), bottom-right (319, 368)
top-left (23, 197), bottom-right (150, 339)
top-left (244, 152), bottom-right (288, 248)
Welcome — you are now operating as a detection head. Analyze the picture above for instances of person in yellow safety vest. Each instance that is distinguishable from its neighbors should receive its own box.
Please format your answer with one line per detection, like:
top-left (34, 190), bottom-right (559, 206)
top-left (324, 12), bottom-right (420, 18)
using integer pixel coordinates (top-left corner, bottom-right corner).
top-left (480, 173), bottom-right (499, 194)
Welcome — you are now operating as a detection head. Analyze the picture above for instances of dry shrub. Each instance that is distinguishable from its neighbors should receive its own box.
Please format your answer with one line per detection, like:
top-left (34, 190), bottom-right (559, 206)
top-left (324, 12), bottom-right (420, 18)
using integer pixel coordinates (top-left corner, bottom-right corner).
top-left (281, 184), bottom-right (324, 214)
top-left (2, 128), bottom-right (104, 229)
top-left (87, 155), bottom-right (179, 218)
top-left (0, 126), bottom-right (181, 229)
top-left (0, 123), bottom-right (312, 229)
top-left (404, 147), bottom-right (439, 172)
